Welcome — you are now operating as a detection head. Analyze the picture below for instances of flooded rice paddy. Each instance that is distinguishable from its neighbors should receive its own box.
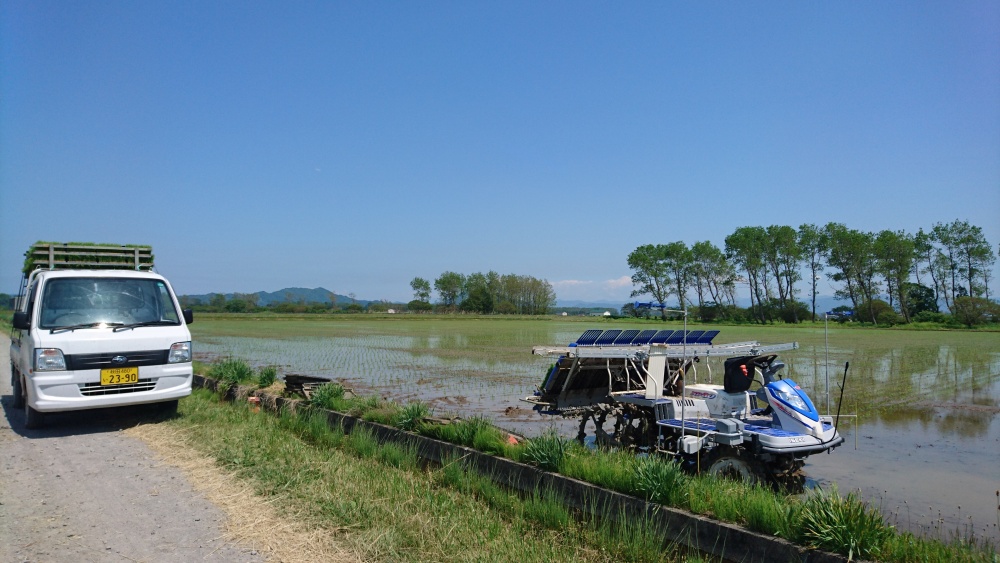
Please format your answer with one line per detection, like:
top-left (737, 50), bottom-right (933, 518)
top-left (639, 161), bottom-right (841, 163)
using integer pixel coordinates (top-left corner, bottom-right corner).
top-left (191, 316), bottom-right (1000, 541)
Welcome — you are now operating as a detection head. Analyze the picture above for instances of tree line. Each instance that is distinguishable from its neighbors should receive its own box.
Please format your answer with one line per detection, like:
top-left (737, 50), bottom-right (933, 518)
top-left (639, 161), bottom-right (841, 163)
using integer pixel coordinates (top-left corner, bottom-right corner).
top-left (409, 271), bottom-right (556, 315)
top-left (627, 219), bottom-right (997, 326)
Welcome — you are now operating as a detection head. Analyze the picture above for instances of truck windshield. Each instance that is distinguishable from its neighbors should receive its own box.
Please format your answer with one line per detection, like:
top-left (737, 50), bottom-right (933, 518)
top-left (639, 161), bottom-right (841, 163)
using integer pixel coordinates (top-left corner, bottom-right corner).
top-left (39, 277), bottom-right (181, 330)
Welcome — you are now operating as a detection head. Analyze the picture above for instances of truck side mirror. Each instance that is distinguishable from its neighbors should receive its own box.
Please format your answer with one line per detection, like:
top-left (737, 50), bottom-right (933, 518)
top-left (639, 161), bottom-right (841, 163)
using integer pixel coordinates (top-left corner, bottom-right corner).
top-left (183, 309), bottom-right (194, 324)
top-left (12, 311), bottom-right (29, 330)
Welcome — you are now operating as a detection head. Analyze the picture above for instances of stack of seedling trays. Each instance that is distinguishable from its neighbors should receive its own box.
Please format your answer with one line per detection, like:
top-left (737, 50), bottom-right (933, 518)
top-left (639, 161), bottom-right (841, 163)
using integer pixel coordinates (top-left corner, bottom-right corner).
top-left (23, 242), bottom-right (154, 273)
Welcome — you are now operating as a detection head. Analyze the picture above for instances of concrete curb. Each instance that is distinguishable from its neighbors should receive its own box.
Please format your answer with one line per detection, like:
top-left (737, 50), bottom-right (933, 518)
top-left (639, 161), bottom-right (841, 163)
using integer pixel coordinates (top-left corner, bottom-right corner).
top-left (193, 375), bottom-right (853, 563)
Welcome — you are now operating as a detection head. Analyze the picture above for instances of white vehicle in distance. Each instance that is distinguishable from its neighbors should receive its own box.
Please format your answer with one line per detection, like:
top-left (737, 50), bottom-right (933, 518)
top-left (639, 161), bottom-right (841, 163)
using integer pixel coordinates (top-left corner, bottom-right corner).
top-left (10, 243), bottom-right (193, 429)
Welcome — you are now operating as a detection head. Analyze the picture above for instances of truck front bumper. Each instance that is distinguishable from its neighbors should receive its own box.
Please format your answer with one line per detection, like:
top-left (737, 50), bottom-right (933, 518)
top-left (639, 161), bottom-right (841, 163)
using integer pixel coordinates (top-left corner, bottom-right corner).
top-left (25, 363), bottom-right (192, 412)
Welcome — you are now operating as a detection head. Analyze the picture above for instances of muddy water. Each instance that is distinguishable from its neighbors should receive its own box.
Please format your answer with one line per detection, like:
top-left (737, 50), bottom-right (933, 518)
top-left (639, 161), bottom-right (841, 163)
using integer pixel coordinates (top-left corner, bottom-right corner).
top-left (805, 391), bottom-right (1000, 542)
top-left (193, 323), bottom-right (1000, 542)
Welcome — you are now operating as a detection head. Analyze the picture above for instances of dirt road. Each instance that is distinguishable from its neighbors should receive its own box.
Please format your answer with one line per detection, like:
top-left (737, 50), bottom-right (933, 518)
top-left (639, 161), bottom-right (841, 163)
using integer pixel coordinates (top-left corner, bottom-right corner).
top-left (0, 335), bottom-right (264, 563)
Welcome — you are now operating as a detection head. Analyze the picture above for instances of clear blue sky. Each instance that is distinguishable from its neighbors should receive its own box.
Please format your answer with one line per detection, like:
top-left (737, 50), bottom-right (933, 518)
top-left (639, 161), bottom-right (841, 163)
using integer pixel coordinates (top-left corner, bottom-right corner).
top-left (2, 2), bottom-right (998, 304)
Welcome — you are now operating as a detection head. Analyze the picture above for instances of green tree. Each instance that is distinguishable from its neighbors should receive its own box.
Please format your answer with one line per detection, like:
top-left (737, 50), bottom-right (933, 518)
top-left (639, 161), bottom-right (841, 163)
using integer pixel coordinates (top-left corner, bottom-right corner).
top-left (902, 282), bottom-right (937, 318)
top-left (798, 224), bottom-right (828, 322)
top-left (690, 241), bottom-right (736, 319)
top-left (232, 292), bottom-right (259, 310)
top-left (407, 299), bottom-right (433, 313)
top-left (953, 222), bottom-right (994, 299)
top-left (929, 220), bottom-right (996, 310)
top-left (409, 277), bottom-right (432, 303)
top-left (662, 242), bottom-right (694, 310)
top-left (824, 224), bottom-right (881, 323)
top-left (913, 229), bottom-right (944, 309)
top-left (209, 293), bottom-right (226, 311)
top-left (874, 230), bottom-right (915, 322)
top-left (764, 225), bottom-right (801, 322)
top-left (950, 296), bottom-right (999, 328)
top-left (486, 270), bottom-right (502, 308)
top-left (725, 227), bottom-right (769, 323)
top-left (620, 302), bottom-right (644, 318)
top-left (627, 244), bottom-right (673, 320)
top-left (434, 271), bottom-right (465, 308)
top-left (461, 272), bottom-right (494, 314)
top-left (367, 301), bottom-right (391, 313)
top-left (931, 220), bottom-right (964, 308)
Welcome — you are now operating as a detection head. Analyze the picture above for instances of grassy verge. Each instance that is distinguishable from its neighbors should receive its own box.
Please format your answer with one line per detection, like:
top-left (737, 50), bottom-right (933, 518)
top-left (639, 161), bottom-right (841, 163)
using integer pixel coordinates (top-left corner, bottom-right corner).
top-left (162, 388), bottom-right (709, 562)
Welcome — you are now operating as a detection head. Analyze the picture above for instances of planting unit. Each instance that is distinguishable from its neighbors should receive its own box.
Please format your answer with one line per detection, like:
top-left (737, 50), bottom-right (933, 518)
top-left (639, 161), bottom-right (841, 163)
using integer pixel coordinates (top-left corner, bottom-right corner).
top-left (525, 329), bottom-right (844, 487)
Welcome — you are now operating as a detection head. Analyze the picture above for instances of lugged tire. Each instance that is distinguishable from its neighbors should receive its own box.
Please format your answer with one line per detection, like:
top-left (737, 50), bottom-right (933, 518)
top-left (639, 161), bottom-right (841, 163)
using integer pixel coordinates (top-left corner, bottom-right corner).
top-left (703, 446), bottom-right (763, 483)
top-left (11, 365), bottom-right (25, 409)
top-left (157, 399), bottom-right (179, 417)
top-left (24, 403), bottom-right (44, 430)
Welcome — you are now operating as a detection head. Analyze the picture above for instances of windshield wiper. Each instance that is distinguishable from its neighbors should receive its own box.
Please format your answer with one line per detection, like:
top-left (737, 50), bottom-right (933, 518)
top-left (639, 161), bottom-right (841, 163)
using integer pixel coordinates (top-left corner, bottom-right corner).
top-left (50, 322), bottom-right (123, 334)
top-left (113, 320), bottom-right (178, 332)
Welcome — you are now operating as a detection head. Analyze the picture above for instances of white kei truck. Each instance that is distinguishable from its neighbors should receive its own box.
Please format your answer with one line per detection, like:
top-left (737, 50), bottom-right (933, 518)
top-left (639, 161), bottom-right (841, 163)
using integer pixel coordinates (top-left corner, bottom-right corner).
top-left (9, 243), bottom-right (193, 429)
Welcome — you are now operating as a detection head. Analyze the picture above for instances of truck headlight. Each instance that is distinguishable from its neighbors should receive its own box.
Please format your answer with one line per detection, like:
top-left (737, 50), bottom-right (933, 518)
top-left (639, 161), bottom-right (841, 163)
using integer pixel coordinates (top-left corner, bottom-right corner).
top-left (35, 348), bottom-right (67, 371)
top-left (168, 341), bottom-right (192, 363)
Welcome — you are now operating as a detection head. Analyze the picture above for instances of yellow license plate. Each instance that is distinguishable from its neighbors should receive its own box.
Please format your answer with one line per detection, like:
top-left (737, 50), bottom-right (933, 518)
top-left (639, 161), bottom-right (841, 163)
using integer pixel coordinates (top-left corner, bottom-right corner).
top-left (100, 367), bottom-right (139, 385)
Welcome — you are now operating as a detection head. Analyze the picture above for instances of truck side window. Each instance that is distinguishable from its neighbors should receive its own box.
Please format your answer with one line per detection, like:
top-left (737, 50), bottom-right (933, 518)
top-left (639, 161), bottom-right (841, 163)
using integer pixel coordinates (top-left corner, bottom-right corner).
top-left (24, 282), bottom-right (38, 322)
top-left (156, 282), bottom-right (180, 322)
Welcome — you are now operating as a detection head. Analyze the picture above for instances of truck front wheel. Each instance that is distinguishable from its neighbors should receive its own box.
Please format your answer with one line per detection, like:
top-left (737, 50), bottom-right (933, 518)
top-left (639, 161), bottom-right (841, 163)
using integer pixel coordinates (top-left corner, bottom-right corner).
top-left (11, 365), bottom-right (24, 409)
top-left (25, 403), bottom-right (44, 430)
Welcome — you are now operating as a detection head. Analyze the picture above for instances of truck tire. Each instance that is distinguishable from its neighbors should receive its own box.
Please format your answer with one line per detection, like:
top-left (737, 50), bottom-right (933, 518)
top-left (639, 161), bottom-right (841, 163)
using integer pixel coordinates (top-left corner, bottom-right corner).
top-left (11, 365), bottom-right (25, 409)
top-left (25, 404), bottom-right (44, 430)
top-left (157, 399), bottom-right (179, 417)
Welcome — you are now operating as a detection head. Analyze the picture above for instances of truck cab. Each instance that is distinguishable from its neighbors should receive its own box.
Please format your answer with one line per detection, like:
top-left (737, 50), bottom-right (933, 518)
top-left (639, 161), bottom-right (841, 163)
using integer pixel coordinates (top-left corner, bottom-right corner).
top-left (10, 244), bottom-right (193, 429)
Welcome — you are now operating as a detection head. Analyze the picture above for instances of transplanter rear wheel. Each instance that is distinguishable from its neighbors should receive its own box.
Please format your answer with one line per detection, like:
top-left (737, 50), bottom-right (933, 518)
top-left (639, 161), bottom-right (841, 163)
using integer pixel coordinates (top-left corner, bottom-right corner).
top-left (704, 446), bottom-right (761, 483)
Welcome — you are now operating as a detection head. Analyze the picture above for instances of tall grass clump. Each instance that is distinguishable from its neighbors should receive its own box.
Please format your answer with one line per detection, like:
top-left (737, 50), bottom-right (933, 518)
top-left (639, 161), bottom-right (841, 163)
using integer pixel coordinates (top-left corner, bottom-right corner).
top-left (394, 401), bottom-right (429, 432)
top-left (310, 382), bottom-right (346, 410)
top-left (208, 358), bottom-right (278, 389)
top-left (359, 399), bottom-right (401, 425)
top-left (522, 487), bottom-right (572, 530)
top-left (521, 430), bottom-right (568, 472)
top-left (210, 357), bottom-right (256, 388)
top-left (256, 365), bottom-right (278, 388)
top-left (418, 415), bottom-right (506, 453)
top-left (798, 487), bottom-right (894, 561)
top-left (559, 444), bottom-right (638, 493)
top-left (739, 483), bottom-right (799, 538)
top-left (632, 455), bottom-right (688, 507)
top-left (593, 511), bottom-right (668, 563)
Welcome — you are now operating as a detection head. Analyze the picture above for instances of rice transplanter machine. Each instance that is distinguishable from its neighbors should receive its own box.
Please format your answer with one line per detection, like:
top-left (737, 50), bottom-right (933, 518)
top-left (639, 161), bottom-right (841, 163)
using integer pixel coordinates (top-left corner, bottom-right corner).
top-left (523, 329), bottom-right (844, 487)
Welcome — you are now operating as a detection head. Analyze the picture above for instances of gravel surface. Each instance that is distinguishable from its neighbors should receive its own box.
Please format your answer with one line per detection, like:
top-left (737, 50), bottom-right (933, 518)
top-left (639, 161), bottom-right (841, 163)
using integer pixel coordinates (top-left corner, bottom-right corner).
top-left (0, 335), bottom-right (265, 563)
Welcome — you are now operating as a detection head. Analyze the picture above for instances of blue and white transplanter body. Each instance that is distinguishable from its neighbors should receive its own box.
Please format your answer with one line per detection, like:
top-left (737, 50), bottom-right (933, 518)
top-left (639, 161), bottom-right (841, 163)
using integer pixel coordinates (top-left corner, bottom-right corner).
top-left (524, 329), bottom-right (844, 487)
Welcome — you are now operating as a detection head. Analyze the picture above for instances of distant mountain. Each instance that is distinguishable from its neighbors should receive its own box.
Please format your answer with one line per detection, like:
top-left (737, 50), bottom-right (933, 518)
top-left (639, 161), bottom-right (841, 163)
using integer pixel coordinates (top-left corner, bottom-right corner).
top-left (180, 287), bottom-right (371, 306)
